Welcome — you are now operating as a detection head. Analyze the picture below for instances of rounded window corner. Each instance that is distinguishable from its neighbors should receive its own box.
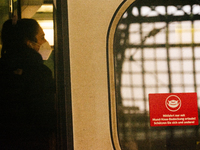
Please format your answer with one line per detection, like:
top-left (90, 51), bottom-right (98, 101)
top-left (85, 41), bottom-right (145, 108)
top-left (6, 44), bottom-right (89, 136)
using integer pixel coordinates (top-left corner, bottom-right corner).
top-left (107, 0), bottom-right (137, 150)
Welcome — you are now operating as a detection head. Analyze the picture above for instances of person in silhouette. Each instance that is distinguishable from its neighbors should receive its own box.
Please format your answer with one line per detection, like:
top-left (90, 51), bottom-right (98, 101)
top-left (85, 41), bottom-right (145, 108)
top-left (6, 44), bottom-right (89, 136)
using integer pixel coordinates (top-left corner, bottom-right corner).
top-left (0, 18), bottom-right (56, 150)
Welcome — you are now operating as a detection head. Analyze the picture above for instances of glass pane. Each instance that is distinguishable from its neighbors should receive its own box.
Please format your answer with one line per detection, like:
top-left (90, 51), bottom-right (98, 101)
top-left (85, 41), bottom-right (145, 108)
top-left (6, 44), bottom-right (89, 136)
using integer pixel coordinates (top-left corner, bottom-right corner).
top-left (113, 1), bottom-right (200, 150)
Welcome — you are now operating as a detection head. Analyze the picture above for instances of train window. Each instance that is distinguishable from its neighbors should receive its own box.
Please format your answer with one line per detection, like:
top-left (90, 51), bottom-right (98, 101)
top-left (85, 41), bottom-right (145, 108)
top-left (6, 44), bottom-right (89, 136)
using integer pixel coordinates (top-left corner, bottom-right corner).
top-left (108, 0), bottom-right (200, 149)
top-left (0, 1), bottom-right (73, 149)
top-left (33, 4), bottom-right (54, 74)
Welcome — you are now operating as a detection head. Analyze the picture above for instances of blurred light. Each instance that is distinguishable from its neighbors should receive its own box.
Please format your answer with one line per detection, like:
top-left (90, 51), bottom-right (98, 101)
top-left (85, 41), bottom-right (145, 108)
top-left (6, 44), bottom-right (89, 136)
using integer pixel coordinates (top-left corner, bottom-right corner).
top-left (38, 20), bottom-right (54, 45)
top-left (37, 4), bottom-right (53, 12)
top-left (38, 20), bottom-right (53, 29)
top-left (36, 4), bottom-right (54, 46)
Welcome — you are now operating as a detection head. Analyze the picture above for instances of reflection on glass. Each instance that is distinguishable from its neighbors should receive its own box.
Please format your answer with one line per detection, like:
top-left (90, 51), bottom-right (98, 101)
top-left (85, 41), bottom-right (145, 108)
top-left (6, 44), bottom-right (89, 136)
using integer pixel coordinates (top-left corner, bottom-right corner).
top-left (114, 1), bottom-right (200, 150)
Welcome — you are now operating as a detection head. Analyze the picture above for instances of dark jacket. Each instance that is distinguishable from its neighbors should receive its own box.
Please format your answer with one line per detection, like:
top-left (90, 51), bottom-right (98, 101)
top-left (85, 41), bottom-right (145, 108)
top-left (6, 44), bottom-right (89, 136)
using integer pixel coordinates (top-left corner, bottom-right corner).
top-left (0, 46), bottom-right (55, 149)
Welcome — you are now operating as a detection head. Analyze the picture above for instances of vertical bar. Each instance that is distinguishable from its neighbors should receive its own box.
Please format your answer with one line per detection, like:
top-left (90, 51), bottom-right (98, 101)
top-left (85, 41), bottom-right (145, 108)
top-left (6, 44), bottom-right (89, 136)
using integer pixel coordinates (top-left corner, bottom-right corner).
top-left (165, 5), bottom-right (174, 149)
top-left (178, 20), bottom-right (185, 92)
top-left (190, 4), bottom-right (199, 139)
top-left (165, 12), bottom-right (171, 93)
top-left (153, 23), bottom-right (159, 93)
top-left (54, 0), bottom-right (74, 149)
top-left (9, 0), bottom-right (13, 18)
top-left (138, 6), bottom-right (149, 144)
top-left (179, 24), bottom-right (185, 92)
top-left (191, 6), bottom-right (197, 93)
top-left (17, 0), bottom-right (21, 19)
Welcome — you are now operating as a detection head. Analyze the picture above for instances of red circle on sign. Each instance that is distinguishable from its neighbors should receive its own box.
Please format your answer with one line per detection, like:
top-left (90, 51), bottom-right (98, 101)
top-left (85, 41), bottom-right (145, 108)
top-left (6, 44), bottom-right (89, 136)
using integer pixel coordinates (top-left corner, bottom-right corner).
top-left (165, 95), bottom-right (181, 112)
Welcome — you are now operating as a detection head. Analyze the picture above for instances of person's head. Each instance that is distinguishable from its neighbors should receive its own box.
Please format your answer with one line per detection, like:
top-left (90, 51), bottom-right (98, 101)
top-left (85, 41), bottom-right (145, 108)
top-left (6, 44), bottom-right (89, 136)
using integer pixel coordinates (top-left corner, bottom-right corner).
top-left (15, 19), bottom-right (47, 52)
top-left (1, 18), bottom-right (47, 53)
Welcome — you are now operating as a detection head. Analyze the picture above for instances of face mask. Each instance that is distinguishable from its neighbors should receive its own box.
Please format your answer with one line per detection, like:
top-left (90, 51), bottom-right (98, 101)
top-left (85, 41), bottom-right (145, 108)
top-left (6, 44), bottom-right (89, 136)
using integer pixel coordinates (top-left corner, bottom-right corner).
top-left (37, 42), bottom-right (53, 60)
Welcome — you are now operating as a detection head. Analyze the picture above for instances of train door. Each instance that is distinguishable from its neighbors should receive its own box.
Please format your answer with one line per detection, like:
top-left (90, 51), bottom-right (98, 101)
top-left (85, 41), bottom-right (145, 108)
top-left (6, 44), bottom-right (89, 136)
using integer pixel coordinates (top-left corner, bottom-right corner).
top-left (0, 1), bottom-right (73, 149)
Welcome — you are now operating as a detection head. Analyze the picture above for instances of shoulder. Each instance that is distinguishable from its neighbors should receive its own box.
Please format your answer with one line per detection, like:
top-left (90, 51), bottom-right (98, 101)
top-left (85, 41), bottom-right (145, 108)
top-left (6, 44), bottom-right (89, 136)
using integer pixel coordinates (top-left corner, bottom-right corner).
top-left (26, 63), bottom-right (52, 78)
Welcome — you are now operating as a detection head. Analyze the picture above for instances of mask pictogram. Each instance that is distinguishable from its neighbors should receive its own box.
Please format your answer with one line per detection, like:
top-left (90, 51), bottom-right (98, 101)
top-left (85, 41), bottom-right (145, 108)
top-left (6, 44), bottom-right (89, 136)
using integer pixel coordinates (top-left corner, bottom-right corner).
top-left (165, 95), bottom-right (181, 112)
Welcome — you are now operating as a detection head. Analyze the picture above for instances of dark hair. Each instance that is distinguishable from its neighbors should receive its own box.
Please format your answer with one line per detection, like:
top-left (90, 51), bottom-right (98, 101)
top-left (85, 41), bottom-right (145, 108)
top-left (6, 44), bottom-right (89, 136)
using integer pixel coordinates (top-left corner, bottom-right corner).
top-left (16, 19), bottom-right (40, 44)
top-left (1, 18), bottom-right (40, 57)
top-left (1, 19), bottom-right (15, 49)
